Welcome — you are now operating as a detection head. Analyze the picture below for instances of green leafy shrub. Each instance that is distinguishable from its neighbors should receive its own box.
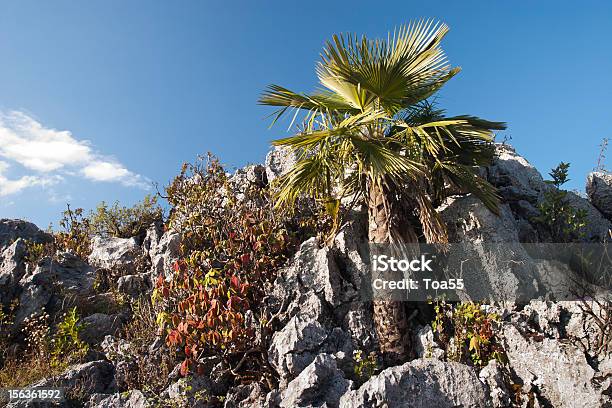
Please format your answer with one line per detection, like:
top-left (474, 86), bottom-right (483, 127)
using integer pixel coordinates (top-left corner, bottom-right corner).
top-left (155, 154), bottom-right (319, 383)
top-left (431, 300), bottom-right (505, 368)
top-left (23, 239), bottom-right (55, 266)
top-left (353, 350), bottom-right (378, 383)
top-left (535, 162), bottom-right (587, 242)
top-left (51, 307), bottom-right (89, 364)
top-left (89, 195), bottom-right (162, 239)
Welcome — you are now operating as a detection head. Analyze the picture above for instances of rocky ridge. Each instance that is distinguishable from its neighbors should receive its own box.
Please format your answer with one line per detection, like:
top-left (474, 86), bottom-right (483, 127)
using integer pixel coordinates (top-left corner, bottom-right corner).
top-left (0, 144), bottom-right (610, 407)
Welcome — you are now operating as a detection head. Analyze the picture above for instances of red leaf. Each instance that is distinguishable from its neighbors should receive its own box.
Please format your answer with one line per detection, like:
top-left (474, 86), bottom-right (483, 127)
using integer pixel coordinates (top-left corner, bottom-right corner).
top-left (180, 359), bottom-right (190, 377)
top-left (230, 275), bottom-right (240, 290)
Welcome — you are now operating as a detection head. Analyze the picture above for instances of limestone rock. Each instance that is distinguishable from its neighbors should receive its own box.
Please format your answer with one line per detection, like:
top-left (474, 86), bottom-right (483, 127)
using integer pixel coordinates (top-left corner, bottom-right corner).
top-left (279, 353), bottom-right (352, 408)
top-left (0, 218), bottom-right (52, 250)
top-left (88, 236), bottom-right (141, 274)
top-left (487, 144), bottom-right (548, 202)
top-left (268, 294), bottom-right (329, 385)
top-left (587, 171), bottom-right (612, 219)
top-left (117, 273), bottom-right (151, 297)
top-left (339, 359), bottom-right (489, 408)
top-left (414, 325), bottom-right (444, 360)
top-left (15, 252), bottom-right (96, 326)
top-left (265, 146), bottom-right (298, 182)
top-left (478, 360), bottom-right (511, 408)
top-left (80, 313), bottom-right (124, 345)
top-left (501, 323), bottom-right (607, 407)
top-left (0, 238), bottom-right (27, 304)
top-left (224, 383), bottom-right (267, 408)
top-left (87, 390), bottom-right (149, 408)
top-left (148, 231), bottom-right (181, 280)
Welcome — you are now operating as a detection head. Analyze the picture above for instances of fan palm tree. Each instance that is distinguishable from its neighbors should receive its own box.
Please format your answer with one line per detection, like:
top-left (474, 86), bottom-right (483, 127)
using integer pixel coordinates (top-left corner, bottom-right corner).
top-left (259, 19), bottom-right (505, 364)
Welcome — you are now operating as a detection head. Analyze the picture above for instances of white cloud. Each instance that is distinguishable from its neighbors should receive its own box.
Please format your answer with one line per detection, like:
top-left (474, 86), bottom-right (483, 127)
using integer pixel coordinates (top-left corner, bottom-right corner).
top-left (0, 111), bottom-right (149, 196)
top-left (0, 160), bottom-right (60, 197)
top-left (81, 160), bottom-right (147, 187)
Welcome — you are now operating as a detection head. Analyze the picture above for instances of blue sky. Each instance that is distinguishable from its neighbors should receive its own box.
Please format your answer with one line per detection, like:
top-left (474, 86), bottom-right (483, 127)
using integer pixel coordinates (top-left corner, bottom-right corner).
top-left (1, 1), bottom-right (611, 227)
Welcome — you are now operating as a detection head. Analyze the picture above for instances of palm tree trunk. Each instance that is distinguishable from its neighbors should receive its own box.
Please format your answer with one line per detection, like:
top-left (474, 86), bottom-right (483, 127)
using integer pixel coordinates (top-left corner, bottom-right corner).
top-left (368, 181), bottom-right (411, 365)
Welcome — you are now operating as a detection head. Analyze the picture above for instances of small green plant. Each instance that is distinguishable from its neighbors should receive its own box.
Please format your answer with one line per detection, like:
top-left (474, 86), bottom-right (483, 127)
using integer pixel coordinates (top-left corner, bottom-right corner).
top-left (535, 162), bottom-right (587, 242)
top-left (431, 300), bottom-right (505, 368)
top-left (89, 195), bottom-right (162, 239)
top-left (23, 239), bottom-right (54, 266)
top-left (353, 350), bottom-right (378, 382)
top-left (51, 307), bottom-right (89, 364)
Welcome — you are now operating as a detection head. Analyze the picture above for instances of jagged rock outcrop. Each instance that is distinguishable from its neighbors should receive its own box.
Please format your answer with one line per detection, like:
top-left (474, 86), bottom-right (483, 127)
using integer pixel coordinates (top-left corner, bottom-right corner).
top-left (0, 238), bottom-right (27, 304)
top-left (88, 236), bottom-right (142, 275)
top-left (3, 144), bottom-right (612, 408)
top-left (15, 252), bottom-right (96, 327)
top-left (265, 146), bottom-right (298, 182)
top-left (117, 273), bottom-right (151, 297)
top-left (502, 323), bottom-right (609, 407)
top-left (7, 361), bottom-right (115, 408)
top-left (277, 353), bottom-right (352, 408)
top-left (146, 228), bottom-right (180, 281)
top-left (0, 219), bottom-right (53, 249)
top-left (339, 359), bottom-right (490, 408)
top-left (587, 171), bottom-right (612, 220)
top-left (268, 226), bottom-right (374, 387)
top-left (487, 144), bottom-right (612, 243)
top-left (87, 390), bottom-right (149, 408)
top-left (80, 313), bottom-right (125, 345)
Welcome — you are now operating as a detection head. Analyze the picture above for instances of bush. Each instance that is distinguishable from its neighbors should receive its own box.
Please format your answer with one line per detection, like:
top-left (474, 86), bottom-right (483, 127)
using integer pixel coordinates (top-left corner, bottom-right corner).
top-left (535, 162), bottom-right (587, 242)
top-left (431, 300), bottom-right (505, 368)
top-left (89, 195), bottom-right (162, 239)
top-left (155, 154), bottom-right (319, 383)
top-left (54, 205), bottom-right (92, 259)
top-left (53, 196), bottom-right (162, 260)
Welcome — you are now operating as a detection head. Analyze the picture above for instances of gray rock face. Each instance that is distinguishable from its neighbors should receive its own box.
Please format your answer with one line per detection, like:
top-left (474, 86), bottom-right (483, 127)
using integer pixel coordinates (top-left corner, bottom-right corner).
top-left (565, 190), bottom-right (612, 242)
top-left (269, 293), bottom-right (330, 385)
top-left (0, 238), bottom-right (27, 304)
top-left (478, 360), bottom-right (511, 408)
top-left (229, 164), bottom-right (267, 199)
top-left (31, 360), bottom-right (114, 397)
top-left (80, 313), bottom-right (124, 345)
top-left (15, 252), bottom-right (96, 326)
top-left (117, 273), bottom-right (151, 297)
top-left (587, 171), bottom-right (612, 219)
top-left (413, 325), bottom-right (444, 360)
top-left (224, 383), bottom-right (267, 408)
top-left (488, 144), bottom-right (548, 203)
top-left (501, 323), bottom-right (608, 408)
top-left (487, 144), bottom-right (612, 243)
top-left (339, 359), bottom-right (489, 408)
top-left (439, 195), bottom-right (541, 302)
top-left (88, 236), bottom-right (141, 274)
top-left (0, 218), bottom-right (52, 250)
top-left (87, 390), bottom-right (149, 408)
top-left (265, 146), bottom-right (298, 182)
top-left (148, 230), bottom-right (181, 280)
top-left (280, 354), bottom-right (352, 408)
top-left (268, 216), bottom-right (375, 388)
